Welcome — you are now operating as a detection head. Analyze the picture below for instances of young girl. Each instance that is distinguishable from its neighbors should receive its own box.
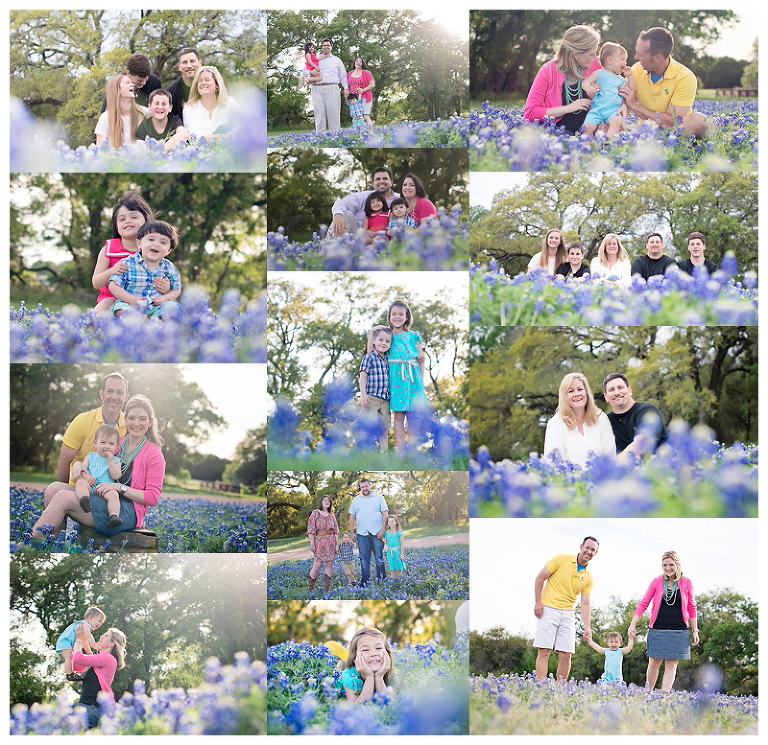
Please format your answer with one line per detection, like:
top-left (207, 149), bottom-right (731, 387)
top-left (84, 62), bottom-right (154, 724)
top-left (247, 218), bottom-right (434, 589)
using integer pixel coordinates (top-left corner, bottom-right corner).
top-left (361, 192), bottom-right (390, 244)
top-left (384, 515), bottom-right (405, 577)
top-left (94, 73), bottom-right (147, 149)
top-left (368, 299), bottom-right (428, 453)
top-left (335, 626), bottom-right (397, 703)
top-left (92, 192), bottom-right (155, 314)
top-left (55, 605), bottom-right (106, 680)
top-left (299, 42), bottom-right (321, 87)
top-left (581, 42), bottom-right (635, 137)
top-left (74, 425), bottom-right (123, 529)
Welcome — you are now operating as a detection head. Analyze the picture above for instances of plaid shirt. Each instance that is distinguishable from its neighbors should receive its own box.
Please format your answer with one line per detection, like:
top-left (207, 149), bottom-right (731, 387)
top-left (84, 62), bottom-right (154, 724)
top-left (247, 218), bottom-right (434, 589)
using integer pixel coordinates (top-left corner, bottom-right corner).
top-left (347, 99), bottom-right (365, 127)
top-left (110, 251), bottom-right (181, 300)
top-left (360, 350), bottom-right (389, 399)
top-left (338, 542), bottom-right (355, 563)
top-left (387, 214), bottom-right (418, 230)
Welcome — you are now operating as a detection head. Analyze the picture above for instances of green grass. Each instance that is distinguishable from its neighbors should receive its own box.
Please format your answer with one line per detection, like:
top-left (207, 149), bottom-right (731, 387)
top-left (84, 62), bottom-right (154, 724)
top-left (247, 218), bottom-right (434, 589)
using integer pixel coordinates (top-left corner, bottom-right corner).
top-left (10, 285), bottom-right (93, 314)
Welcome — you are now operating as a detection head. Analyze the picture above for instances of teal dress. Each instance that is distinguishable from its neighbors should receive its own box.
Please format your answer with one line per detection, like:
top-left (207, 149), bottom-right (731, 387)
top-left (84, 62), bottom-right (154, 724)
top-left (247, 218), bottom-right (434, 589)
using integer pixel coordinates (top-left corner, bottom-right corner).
top-left (388, 330), bottom-right (428, 412)
top-left (601, 648), bottom-right (623, 681)
top-left (384, 529), bottom-right (404, 571)
top-left (334, 666), bottom-right (398, 696)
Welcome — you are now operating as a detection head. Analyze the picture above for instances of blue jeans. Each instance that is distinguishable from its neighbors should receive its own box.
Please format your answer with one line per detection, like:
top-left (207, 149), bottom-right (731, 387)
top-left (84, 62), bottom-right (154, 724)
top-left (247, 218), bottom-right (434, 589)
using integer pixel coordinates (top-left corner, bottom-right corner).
top-left (356, 532), bottom-right (385, 584)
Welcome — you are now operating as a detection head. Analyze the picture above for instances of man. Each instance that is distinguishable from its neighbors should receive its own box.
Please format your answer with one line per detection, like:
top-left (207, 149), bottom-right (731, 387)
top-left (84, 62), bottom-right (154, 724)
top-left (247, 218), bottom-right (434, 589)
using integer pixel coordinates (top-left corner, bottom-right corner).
top-left (310, 38), bottom-right (348, 133)
top-left (533, 536), bottom-right (599, 681)
top-left (101, 53), bottom-right (162, 111)
top-left (331, 167), bottom-right (400, 236)
top-left (630, 233), bottom-right (677, 280)
top-left (621, 27), bottom-right (707, 138)
top-left (348, 477), bottom-right (388, 586)
top-left (166, 47), bottom-right (202, 119)
top-left (603, 373), bottom-right (669, 458)
top-left (676, 232), bottom-right (719, 276)
top-left (42, 373), bottom-right (129, 530)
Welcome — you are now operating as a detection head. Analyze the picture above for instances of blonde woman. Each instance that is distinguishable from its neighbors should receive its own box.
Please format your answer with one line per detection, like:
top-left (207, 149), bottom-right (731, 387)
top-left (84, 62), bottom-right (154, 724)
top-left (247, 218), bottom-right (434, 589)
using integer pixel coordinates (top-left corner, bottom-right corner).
top-left (94, 74), bottom-right (148, 149)
top-left (544, 372), bottom-right (616, 467)
top-left (182, 65), bottom-right (240, 143)
top-left (526, 228), bottom-right (568, 275)
top-left (524, 25), bottom-right (602, 133)
top-left (590, 233), bottom-right (633, 286)
top-left (628, 551), bottom-right (699, 692)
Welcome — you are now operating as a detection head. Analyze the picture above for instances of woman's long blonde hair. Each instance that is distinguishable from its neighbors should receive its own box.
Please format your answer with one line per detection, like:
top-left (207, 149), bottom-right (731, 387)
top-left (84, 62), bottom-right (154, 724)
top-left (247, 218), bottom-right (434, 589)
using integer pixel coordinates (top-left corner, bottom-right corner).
top-left (186, 66), bottom-right (229, 108)
top-left (538, 229), bottom-right (567, 270)
top-left (104, 74), bottom-right (144, 150)
top-left (105, 627), bottom-right (128, 669)
top-left (556, 372), bottom-right (601, 429)
top-left (554, 25), bottom-right (601, 80)
top-left (661, 550), bottom-right (683, 581)
top-left (597, 233), bottom-right (630, 265)
top-left (124, 394), bottom-right (164, 448)
top-left (344, 626), bottom-right (396, 686)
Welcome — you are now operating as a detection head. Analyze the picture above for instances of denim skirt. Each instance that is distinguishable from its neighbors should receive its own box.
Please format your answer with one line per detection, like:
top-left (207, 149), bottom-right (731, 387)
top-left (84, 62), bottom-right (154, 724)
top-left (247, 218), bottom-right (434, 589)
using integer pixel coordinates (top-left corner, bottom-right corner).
top-left (90, 494), bottom-right (137, 536)
top-left (646, 628), bottom-right (691, 660)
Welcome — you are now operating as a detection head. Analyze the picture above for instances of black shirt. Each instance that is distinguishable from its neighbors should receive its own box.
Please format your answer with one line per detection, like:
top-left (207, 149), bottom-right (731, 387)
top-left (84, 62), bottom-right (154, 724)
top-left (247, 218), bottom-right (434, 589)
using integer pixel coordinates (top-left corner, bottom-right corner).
top-left (653, 583), bottom-right (687, 630)
top-left (630, 254), bottom-right (676, 280)
top-left (557, 81), bottom-right (589, 134)
top-left (166, 77), bottom-right (192, 120)
top-left (135, 115), bottom-right (183, 142)
top-left (607, 401), bottom-right (669, 454)
top-left (556, 261), bottom-right (590, 279)
top-left (677, 258), bottom-right (718, 276)
top-left (78, 666), bottom-right (102, 706)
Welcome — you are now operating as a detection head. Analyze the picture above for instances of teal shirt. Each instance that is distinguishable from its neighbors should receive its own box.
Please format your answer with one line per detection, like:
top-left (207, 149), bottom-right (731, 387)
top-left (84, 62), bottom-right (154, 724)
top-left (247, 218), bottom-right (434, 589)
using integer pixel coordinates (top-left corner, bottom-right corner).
top-left (335, 667), bottom-right (364, 694)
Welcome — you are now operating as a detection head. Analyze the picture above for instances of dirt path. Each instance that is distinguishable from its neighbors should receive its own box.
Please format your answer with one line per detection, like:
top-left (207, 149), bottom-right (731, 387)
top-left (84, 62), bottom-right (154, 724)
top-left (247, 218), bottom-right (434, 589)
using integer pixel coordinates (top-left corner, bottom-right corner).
top-left (269, 531), bottom-right (469, 563)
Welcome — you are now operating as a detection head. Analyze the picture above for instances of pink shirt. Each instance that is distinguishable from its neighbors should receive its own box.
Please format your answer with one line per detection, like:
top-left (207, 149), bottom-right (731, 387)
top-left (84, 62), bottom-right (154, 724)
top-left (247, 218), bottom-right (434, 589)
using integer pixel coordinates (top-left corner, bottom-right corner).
top-left (118, 438), bottom-right (164, 527)
top-left (73, 650), bottom-right (117, 702)
top-left (407, 197), bottom-right (437, 226)
top-left (524, 59), bottom-right (602, 123)
top-left (347, 69), bottom-right (373, 103)
top-left (634, 575), bottom-right (697, 628)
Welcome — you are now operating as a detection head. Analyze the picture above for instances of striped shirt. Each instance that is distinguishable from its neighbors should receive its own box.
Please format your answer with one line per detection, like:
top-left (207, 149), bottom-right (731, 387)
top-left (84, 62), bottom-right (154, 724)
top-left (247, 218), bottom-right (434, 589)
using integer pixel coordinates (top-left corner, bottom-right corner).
top-left (360, 350), bottom-right (390, 399)
top-left (109, 251), bottom-right (181, 300)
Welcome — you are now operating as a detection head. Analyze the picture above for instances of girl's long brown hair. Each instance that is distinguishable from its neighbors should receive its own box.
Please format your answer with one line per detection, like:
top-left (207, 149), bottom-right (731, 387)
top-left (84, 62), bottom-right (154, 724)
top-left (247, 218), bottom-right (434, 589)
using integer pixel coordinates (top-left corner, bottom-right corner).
top-left (105, 74), bottom-right (144, 150)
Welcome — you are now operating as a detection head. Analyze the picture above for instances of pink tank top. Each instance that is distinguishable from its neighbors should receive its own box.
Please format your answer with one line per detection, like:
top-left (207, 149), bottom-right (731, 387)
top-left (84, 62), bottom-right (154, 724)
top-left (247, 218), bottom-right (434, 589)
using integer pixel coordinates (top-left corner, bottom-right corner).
top-left (96, 238), bottom-right (134, 303)
top-left (366, 211), bottom-right (390, 232)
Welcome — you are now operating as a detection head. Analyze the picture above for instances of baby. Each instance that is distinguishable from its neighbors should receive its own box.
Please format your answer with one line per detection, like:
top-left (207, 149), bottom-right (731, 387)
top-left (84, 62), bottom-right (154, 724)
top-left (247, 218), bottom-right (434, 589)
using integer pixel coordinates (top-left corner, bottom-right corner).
top-left (55, 605), bottom-right (106, 680)
top-left (586, 630), bottom-right (634, 681)
top-left (74, 425), bottom-right (123, 529)
top-left (385, 198), bottom-right (418, 239)
top-left (581, 42), bottom-right (635, 137)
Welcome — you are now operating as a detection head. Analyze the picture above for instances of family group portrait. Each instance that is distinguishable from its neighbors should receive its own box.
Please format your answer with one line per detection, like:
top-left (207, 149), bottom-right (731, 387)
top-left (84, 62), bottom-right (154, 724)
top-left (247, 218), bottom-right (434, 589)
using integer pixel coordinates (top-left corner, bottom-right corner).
top-left (469, 325), bottom-right (757, 518)
top-left (266, 9), bottom-right (469, 148)
top-left (267, 148), bottom-right (468, 271)
top-left (267, 471), bottom-right (468, 599)
top-left (9, 174), bottom-right (266, 363)
top-left (268, 272), bottom-right (469, 470)
top-left (10, 364), bottom-right (267, 553)
top-left (10, 554), bottom-right (267, 735)
top-left (469, 519), bottom-right (757, 735)
top-left (267, 599), bottom-right (468, 735)
top-left (10, 9), bottom-right (266, 172)
top-left (469, 171), bottom-right (757, 326)
top-left (468, 9), bottom-right (758, 171)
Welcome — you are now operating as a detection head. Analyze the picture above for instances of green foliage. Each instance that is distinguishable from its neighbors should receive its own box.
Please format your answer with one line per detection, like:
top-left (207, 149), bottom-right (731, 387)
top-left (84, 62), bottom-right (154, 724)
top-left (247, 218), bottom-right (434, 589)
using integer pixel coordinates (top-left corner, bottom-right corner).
top-left (740, 40), bottom-right (758, 87)
top-left (470, 627), bottom-right (536, 676)
top-left (222, 425), bottom-right (267, 489)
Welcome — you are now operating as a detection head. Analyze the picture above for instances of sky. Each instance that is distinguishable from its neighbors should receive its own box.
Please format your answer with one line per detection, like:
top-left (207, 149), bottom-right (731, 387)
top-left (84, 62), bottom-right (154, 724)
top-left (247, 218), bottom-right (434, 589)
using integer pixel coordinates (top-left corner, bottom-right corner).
top-left (470, 518), bottom-right (758, 637)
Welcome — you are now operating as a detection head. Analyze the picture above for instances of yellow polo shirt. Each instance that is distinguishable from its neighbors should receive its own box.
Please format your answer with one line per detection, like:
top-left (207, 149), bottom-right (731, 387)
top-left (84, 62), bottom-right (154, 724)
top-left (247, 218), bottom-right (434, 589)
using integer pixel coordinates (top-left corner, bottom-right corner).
top-left (61, 407), bottom-right (127, 483)
top-left (541, 554), bottom-right (594, 610)
top-left (631, 57), bottom-right (697, 117)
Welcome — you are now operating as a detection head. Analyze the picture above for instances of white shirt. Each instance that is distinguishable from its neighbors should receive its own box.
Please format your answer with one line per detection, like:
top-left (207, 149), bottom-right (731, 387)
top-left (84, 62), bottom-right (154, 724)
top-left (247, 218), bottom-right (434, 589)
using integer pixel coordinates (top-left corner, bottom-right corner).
top-left (317, 53), bottom-right (348, 87)
top-left (527, 251), bottom-right (557, 275)
top-left (348, 491), bottom-right (388, 535)
top-left (94, 110), bottom-right (147, 147)
top-left (544, 411), bottom-right (616, 468)
top-left (182, 98), bottom-right (240, 139)
top-left (590, 257), bottom-right (633, 286)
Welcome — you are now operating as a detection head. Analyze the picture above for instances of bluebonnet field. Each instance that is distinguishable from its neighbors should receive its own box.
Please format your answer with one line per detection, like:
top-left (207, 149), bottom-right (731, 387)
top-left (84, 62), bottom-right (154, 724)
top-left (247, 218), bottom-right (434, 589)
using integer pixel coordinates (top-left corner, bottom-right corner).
top-left (10, 93), bottom-right (266, 173)
top-left (471, 420), bottom-right (757, 518)
top-left (10, 486), bottom-right (267, 553)
top-left (10, 288), bottom-right (266, 363)
top-left (469, 101), bottom-right (757, 171)
top-left (10, 653), bottom-right (266, 735)
top-left (267, 638), bottom-right (468, 735)
top-left (267, 206), bottom-right (468, 271)
top-left (470, 256), bottom-right (757, 326)
top-left (267, 116), bottom-right (469, 149)
top-left (470, 671), bottom-right (758, 735)
top-left (269, 379), bottom-right (469, 471)
top-left (267, 546), bottom-right (469, 600)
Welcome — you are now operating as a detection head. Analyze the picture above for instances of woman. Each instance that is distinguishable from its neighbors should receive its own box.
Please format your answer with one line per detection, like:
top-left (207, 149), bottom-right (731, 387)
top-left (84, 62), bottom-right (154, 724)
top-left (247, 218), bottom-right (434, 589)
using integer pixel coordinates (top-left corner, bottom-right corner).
top-left (524, 25), bottom-right (602, 134)
top-left (94, 74), bottom-right (147, 149)
top-left (182, 66), bottom-right (240, 143)
top-left (73, 628), bottom-right (128, 729)
top-left (628, 551), bottom-right (699, 692)
top-left (32, 395), bottom-right (165, 538)
top-left (307, 494), bottom-right (339, 592)
top-left (400, 173), bottom-right (437, 227)
top-left (347, 57), bottom-right (375, 126)
top-left (544, 372), bottom-right (616, 468)
top-left (590, 233), bottom-right (632, 285)
top-left (527, 228), bottom-right (567, 275)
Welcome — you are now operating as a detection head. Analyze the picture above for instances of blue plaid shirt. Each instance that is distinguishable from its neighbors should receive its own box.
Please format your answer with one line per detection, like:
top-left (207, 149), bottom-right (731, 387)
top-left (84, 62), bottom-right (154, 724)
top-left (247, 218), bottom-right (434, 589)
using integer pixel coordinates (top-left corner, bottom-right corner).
top-left (110, 251), bottom-right (181, 300)
top-left (387, 214), bottom-right (418, 230)
top-left (360, 350), bottom-right (389, 399)
top-left (338, 542), bottom-right (355, 563)
top-left (347, 99), bottom-right (364, 126)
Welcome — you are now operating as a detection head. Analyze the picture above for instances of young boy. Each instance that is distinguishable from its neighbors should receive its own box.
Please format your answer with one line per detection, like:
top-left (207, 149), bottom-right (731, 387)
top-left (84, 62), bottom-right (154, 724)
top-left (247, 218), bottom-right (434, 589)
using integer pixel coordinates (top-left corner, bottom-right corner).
top-left (385, 198), bottom-right (418, 239)
top-left (74, 425), bottom-right (123, 529)
top-left (55, 605), bottom-right (106, 681)
top-left (585, 630), bottom-right (634, 682)
top-left (346, 92), bottom-right (365, 128)
top-left (135, 89), bottom-right (189, 152)
top-left (556, 242), bottom-right (591, 281)
top-left (109, 220), bottom-right (183, 318)
top-left (337, 531), bottom-right (357, 586)
top-left (359, 325), bottom-right (392, 451)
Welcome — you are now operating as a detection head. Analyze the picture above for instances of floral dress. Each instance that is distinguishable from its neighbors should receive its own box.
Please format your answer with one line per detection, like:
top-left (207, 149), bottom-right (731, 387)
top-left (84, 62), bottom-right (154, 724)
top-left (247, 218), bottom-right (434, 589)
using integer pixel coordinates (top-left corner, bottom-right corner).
top-left (307, 510), bottom-right (339, 561)
top-left (387, 330), bottom-right (428, 412)
top-left (384, 529), bottom-right (404, 571)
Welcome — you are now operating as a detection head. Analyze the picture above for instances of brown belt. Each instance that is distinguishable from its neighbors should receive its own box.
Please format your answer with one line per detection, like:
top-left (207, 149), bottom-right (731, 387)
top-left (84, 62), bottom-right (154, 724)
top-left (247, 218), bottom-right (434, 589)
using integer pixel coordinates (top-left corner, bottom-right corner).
top-left (313, 82), bottom-right (339, 86)
top-left (315, 530), bottom-right (335, 536)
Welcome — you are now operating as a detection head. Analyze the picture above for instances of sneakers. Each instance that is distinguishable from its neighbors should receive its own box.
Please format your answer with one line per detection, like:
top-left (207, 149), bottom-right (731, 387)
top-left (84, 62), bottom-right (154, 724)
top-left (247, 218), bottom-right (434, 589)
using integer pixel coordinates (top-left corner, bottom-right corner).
top-left (79, 496), bottom-right (92, 513)
top-left (66, 672), bottom-right (84, 681)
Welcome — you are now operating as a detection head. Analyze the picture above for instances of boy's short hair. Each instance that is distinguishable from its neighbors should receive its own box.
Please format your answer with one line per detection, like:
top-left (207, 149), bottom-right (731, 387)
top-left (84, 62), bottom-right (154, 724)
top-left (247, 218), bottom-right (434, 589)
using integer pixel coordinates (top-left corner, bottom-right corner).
top-left (137, 220), bottom-right (178, 252)
top-left (372, 325), bottom-right (393, 340)
top-left (341, 531), bottom-right (351, 537)
top-left (606, 631), bottom-right (623, 642)
top-left (126, 53), bottom-right (151, 78)
top-left (599, 42), bottom-right (627, 66)
top-left (389, 197), bottom-right (407, 210)
top-left (347, 92), bottom-right (358, 100)
top-left (687, 231), bottom-right (706, 246)
top-left (84, 605), bottom-right (106, 622)
top-left (148, 88), bottom-right (172, 106)
top-left (566, 242), bottom-right (584, 254)
top-left (93, 425), bottom-right (120, 443)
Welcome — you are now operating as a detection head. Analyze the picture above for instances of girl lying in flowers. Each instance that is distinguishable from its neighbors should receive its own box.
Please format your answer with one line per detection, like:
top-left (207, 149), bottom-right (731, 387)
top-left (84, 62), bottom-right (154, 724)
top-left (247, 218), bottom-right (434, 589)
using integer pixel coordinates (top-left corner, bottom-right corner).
top-left (333, 627), bottom-right (397, 703)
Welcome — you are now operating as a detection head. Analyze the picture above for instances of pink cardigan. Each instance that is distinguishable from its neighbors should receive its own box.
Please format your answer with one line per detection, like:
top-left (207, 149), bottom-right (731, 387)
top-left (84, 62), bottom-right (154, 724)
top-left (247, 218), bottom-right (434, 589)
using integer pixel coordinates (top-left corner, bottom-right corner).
top-left (119, 438), bottom-right (165, 527)
top-left (408, 197), bottom-right (437, 225)
top-left (634, 575), bottom-right (697, 628)
top-left (524, 59), bottom-right (602, 122)
top-left (73, 650), bottom-right (117, 702)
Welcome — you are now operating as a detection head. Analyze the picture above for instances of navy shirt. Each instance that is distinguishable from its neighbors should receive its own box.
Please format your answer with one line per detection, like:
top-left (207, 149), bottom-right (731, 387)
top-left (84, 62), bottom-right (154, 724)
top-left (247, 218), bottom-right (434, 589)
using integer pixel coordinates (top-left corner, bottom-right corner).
top-left (677, 258), bottom-right (718, 276)
top-left (607, 401), bottom-right (669, 453)
top-left (631, 254), bottom-right (676, 280)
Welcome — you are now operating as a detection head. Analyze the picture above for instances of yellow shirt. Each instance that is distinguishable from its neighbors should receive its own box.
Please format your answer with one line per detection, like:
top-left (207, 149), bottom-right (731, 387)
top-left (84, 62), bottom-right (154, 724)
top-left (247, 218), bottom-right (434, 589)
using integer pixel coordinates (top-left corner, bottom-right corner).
top-left (541, 554), bottom-right (594, 610)
top-left (630, 57), bottom-right (697, 117)
top-left (61, 407), bottom-right (127, 484)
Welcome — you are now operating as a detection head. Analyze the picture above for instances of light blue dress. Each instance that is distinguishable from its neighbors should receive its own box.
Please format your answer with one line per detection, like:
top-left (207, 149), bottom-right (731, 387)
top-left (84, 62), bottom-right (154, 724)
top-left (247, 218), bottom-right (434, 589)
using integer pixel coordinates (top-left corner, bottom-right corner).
top-left (584, 69), bottom-right (626, 125)
top-left (55, 619), bottom-right (91, 653)
top-left (601, 648), bottom-right (623, 681)
top-left (86, 452), bottom-right (122, 494)
top-left (387, 330), bottom-right (428, 412)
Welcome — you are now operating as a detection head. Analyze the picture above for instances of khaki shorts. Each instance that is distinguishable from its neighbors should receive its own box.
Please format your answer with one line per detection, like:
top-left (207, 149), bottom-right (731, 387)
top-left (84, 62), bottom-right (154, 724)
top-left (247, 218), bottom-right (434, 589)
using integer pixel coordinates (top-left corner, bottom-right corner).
top-left (533, 606), bottom-right (576, 653)
top-left (367, 395), bottom-right (391, 428)
top-left (342, 561), bottom-right (355, 578)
